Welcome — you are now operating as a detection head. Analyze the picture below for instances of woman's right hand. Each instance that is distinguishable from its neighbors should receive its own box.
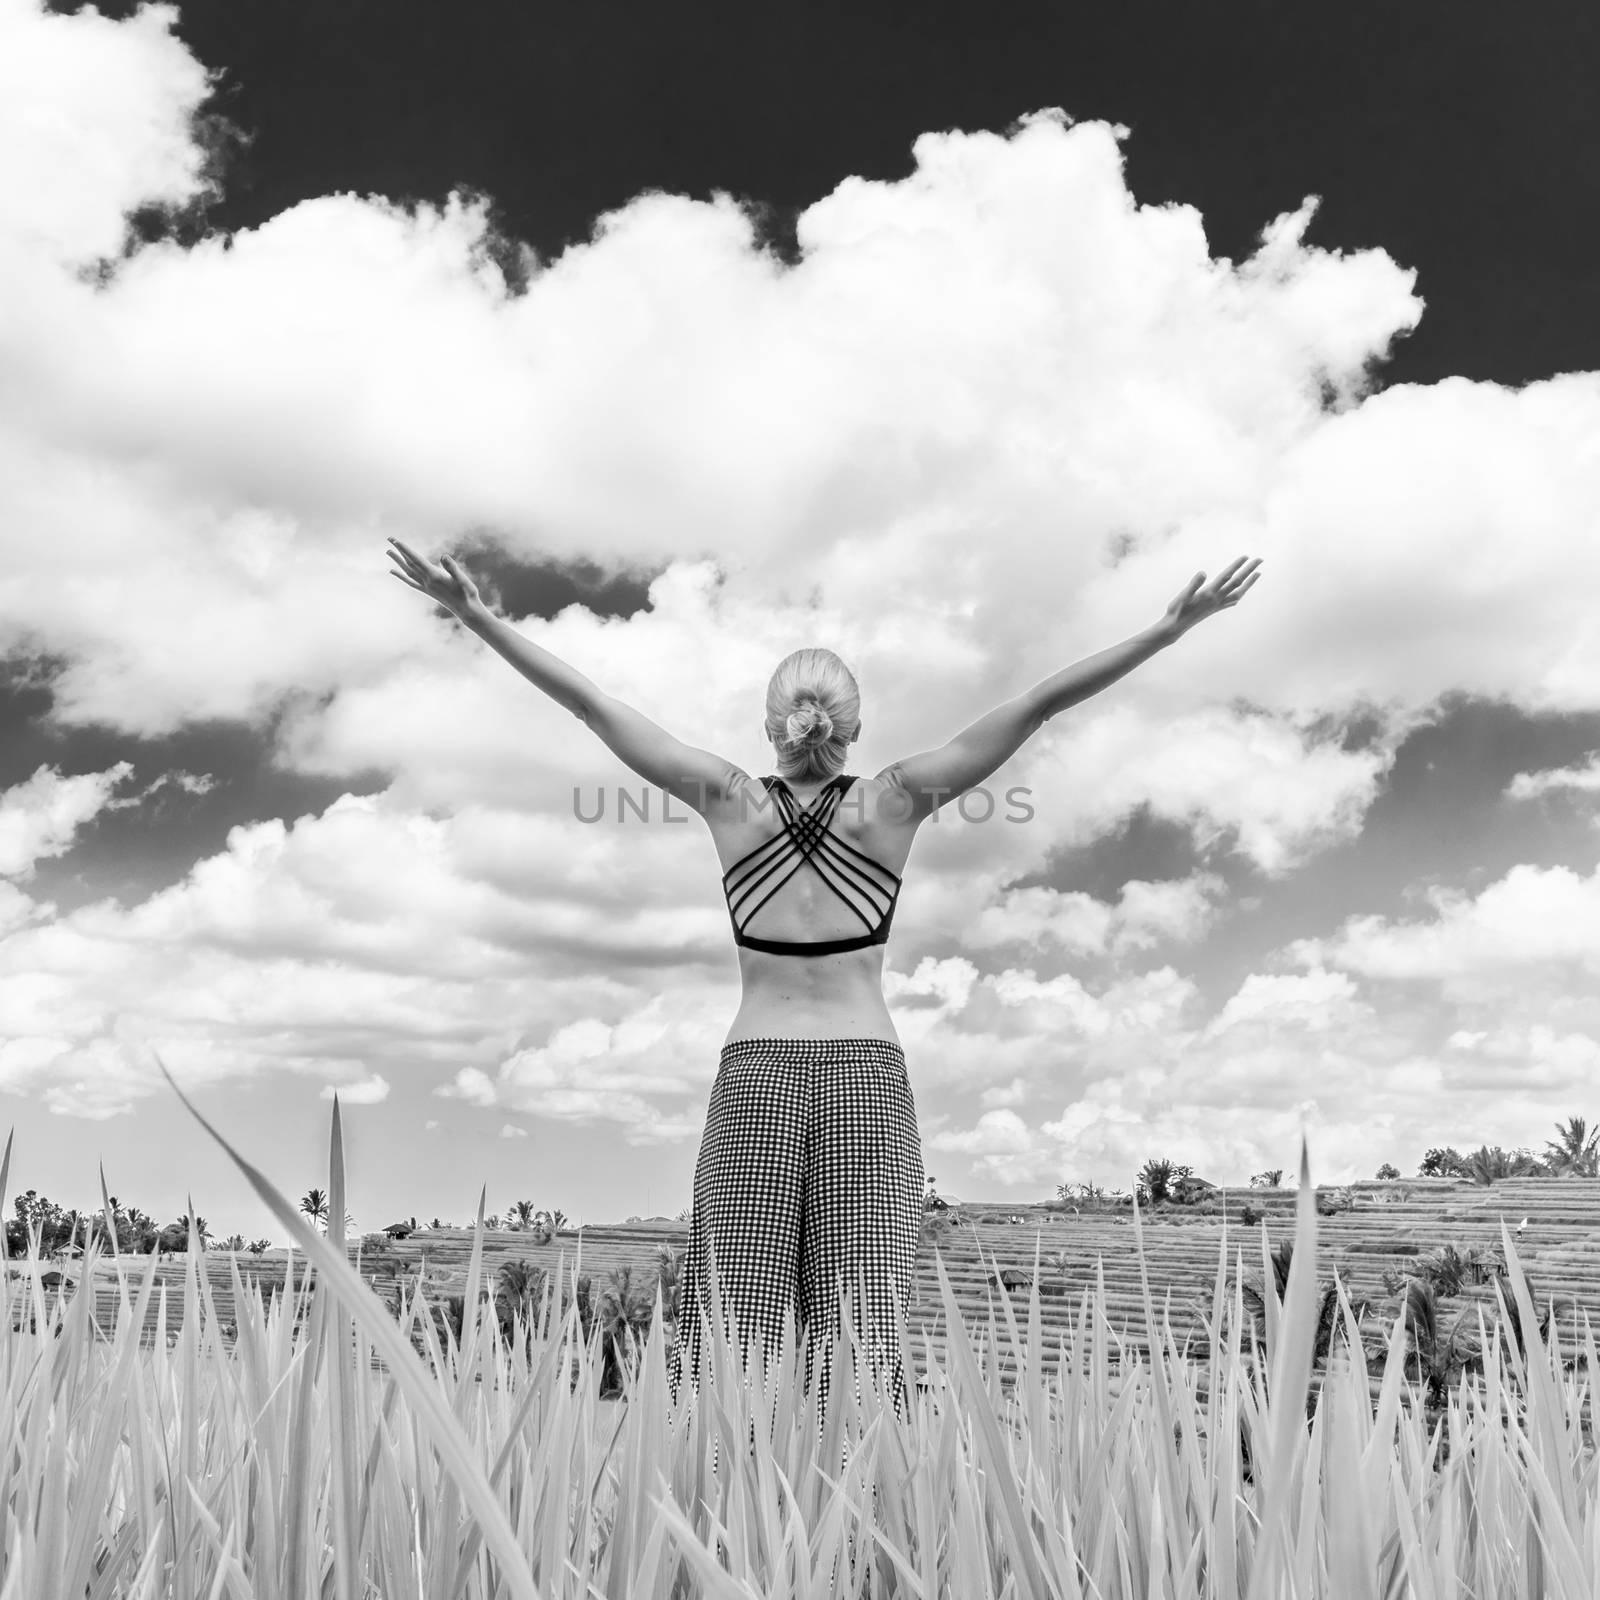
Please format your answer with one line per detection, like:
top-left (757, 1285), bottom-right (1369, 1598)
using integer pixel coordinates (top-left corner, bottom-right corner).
top-left (1161, 556), bottom-right (1263, 637)
top-left (386, 538), bottom-right (487, 620)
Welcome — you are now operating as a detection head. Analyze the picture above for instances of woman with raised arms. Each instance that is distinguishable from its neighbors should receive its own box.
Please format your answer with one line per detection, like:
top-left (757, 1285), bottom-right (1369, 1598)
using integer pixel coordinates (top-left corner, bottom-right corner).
top-left (386, 538), bottom-right (1262, 1444)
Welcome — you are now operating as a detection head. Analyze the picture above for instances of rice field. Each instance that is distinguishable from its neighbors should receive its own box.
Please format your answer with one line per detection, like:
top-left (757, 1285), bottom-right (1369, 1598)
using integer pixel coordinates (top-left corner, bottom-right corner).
top-left (2, 1074), bottom-right (1598, 1598)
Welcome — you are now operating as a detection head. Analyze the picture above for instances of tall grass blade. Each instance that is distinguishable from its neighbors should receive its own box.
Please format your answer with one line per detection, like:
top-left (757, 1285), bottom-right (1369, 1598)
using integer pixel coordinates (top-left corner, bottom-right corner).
top-left (325, 1096), bottom-right (360, 1600)
top-left (152, 1053), bottom-right (545, 1600)
top-left (1244, 1133), bottom-right (1320, 1600)
top-left (932, 1249), bottom-right (1059, 1600)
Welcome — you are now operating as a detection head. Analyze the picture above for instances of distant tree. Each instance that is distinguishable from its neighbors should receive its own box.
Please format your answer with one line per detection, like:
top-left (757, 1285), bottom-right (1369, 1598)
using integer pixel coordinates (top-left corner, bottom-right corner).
top-left (1418, 1243), bottom-right (1469, 1296)
top-left (148, 1215), bottom-right (207, 1252)
top-left (300, 1189), bottom-right (329, 1230)
top-left (655, 1244), bottom-right (684, 1328)
top-left (1237, 1241), bottom-right (1365, 1367)
top-left (247, 1239), bottom-right (271, 1255)
top-left (154, 1223), bottom-right (189, 1255)
top-left (1494, 1277), bottom-right (1551, 1364)
top-left (1249, 1169), bottom-right (1285, 1188)
top-left (1136, 1158), bottom-right (1191, 1206)
top-left (1397, 1279), bottom-right (1468, 1408)
top-left (1375, 1162), bottom-right (1401, 1180)
top-left (219, 1233), bottom-right (247, 1253)
top-left (1418, 1148), bottom-right (1467, 1178)
top-left (1544, 1116), bottom-right (1600, 1178)
top-left (509, 1200), bottom-right (537, 1229)
top-left (1056, 1179), bottom-right (1108, 1204)
top-left (1464, 1145), bottom-right (1538, 1186)
top-left (593, 1265), bottom-right (657, 1398)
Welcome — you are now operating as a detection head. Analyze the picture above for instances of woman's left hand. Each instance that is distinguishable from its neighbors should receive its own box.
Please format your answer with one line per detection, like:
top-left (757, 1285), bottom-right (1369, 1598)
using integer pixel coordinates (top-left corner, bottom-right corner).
top-left (1161, 556), bottom-right (1263, 636)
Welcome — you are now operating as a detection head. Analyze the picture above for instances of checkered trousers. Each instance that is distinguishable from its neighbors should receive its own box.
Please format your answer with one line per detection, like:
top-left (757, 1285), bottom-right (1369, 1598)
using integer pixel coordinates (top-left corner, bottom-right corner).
top-left (666, 1037), bottom-right (924, 1445)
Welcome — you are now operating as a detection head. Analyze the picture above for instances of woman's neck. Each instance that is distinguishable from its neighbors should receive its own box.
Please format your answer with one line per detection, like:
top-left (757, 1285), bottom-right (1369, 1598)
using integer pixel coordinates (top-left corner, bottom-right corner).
top-left (774, 769), bottom-right (843, 793)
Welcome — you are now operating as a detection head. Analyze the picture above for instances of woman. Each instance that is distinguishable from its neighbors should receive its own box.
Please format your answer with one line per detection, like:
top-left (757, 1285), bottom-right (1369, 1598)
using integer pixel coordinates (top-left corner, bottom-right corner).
top-left (386, 539), bottom-right (1262, 1440)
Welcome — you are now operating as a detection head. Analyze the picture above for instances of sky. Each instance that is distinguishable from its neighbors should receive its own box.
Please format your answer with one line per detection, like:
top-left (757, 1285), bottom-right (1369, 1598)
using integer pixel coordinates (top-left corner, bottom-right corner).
top-left (2, 0), bottom-right (1598, 1243)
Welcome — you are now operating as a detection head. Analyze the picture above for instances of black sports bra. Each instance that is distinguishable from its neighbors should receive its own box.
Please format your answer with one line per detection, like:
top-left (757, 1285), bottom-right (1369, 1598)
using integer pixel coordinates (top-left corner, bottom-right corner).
top-left (722, 774), bottom-right (902, 956)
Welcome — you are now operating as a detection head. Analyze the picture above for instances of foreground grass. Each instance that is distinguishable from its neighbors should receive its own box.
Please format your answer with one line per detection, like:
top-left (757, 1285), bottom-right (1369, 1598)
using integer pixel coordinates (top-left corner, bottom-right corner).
top-left (1, 1080), bottom-right (1597, 1598)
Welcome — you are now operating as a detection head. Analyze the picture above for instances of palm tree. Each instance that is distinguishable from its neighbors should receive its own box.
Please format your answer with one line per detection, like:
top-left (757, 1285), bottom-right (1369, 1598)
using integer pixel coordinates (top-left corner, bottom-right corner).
top-left (300, 1189), bottom-right (329, 1230)
top-left (593, 1264), bottom-right (658, 1398)
top-left (1236, 1240), bottom-right (1363, 1357)
top-left (1465, 1145), bottom-right (1538, 1186)
top-left (495, 1258), bottom-right (551, 1341)
top-left (510, 1200), bottom-right (537, 1229)
top-left (654, 1244), bottom-right (684, 1328)
top-left (1543, 1116), bottom-right (1600, 1178)
top-left (1398, 1278), bottom-right (1479, 1410)
top-left (1493, 1276), bottom-right (1551, 1363)
top-left (1419, 1243), bottom-right (1469, 1296)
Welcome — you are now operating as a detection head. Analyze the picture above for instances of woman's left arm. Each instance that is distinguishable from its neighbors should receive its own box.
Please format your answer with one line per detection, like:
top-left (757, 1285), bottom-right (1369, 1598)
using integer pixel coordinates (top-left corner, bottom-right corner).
top-left (387, 540), bottom-right (746, 814)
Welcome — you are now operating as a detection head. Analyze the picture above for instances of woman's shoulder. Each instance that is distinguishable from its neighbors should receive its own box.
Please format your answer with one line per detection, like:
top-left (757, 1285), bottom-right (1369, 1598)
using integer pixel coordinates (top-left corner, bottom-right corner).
top-left (843, 769), bottom-right (924, 833)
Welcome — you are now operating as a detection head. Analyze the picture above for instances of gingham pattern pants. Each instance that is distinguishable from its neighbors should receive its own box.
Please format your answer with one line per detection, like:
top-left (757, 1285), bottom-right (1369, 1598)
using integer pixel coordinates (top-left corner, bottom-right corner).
top-left (666, 1037), bottom-right (924, 1445)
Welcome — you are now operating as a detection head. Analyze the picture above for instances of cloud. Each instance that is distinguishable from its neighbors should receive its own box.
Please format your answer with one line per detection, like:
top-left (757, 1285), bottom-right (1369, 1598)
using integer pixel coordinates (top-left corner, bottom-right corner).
top-left (0, 762), bottom-right (134, 878)
top-left (1436, 1024), bottom-right (1600, 1094)
top-left (1506, 752), bottom-right (1600, 804)
top-left (498, 1123), bottom-right (528, 1139)
top-left (0, 0), bottom-right (213, 267)
top-left (0, 0), bottom-right (1596, 1190)
top-left (961, 871), bottom-right (1230, 956)
top-left (1202, 966), bottom-right (1368, 1036)
top-left (1284, 861), bottom-right (1600, 993)
top-left (320, 1074), bottom-right (390, 1104)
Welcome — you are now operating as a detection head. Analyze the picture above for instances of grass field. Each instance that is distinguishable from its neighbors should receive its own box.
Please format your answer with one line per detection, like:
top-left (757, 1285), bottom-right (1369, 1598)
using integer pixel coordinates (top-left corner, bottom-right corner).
top-left (3, 1079), bottom-right (1598, 1597)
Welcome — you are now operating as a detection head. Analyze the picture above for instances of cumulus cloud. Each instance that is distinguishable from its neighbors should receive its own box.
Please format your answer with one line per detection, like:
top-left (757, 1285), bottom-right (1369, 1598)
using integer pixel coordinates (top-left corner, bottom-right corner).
top-left (1285, 861), bottom-right (1600, 993)
top-left (0, 0), bottom-right (1597, 1195)
top-left (1506, 752), bottom-right (1600, 804)
top-left (0, 762), bottom-right (134, 878)
top-left (961, 871), bottom-right (1230, 956)
top-left (320, 1074), bottom-right (390, 1104)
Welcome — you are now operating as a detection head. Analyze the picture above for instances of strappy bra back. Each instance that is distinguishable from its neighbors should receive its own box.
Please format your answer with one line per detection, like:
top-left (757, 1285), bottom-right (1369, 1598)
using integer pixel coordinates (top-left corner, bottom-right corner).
top-left (722, 773), bottom-right (902, 956)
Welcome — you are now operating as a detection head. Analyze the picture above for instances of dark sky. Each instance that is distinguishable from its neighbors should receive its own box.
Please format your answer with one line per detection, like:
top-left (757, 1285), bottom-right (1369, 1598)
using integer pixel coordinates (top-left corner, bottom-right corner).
top-left (84, 0), bottom-right (1600, 391)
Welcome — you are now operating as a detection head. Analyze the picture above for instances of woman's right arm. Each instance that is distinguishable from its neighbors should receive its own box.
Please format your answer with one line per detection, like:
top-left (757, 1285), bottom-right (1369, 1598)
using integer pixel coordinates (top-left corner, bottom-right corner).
top-left (385, 538), bottom-right (746, 812)
top-left (879, 558), bottom-right (1261, 818)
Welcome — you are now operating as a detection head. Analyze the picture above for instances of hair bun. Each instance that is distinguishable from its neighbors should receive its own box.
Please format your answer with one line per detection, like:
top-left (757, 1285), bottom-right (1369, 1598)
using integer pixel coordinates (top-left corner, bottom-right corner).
top-left (784, 700), bottom-right (834, 747)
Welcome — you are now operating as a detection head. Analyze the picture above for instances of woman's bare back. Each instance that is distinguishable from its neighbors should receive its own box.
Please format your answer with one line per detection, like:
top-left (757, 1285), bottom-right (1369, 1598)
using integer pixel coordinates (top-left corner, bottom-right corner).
top-left (703, 770), bottom-right (923, 1045)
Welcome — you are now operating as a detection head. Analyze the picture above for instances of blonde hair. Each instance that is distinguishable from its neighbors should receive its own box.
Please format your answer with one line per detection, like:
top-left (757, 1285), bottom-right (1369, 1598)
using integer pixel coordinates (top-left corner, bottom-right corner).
top-left (765, 648), bottom-right (860, 782)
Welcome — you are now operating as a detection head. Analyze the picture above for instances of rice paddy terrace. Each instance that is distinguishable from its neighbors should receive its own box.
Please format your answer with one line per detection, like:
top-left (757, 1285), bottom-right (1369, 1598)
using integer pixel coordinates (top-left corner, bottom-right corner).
top-left (19, 1177), bottom-right (1600, 1397)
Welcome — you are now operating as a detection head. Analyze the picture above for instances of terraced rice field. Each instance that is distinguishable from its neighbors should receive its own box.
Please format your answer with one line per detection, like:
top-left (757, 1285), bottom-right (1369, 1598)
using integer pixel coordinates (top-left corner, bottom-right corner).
top-left (23, 1176), bottom-right (1600, 1401)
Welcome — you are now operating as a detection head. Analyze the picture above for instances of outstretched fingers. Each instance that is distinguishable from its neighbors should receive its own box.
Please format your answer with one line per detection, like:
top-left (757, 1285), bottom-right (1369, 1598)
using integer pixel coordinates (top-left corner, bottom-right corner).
top-left (1218, 560), bottom-right (1263, 607)
top-left (387, 537), bottom-right (451, 591)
